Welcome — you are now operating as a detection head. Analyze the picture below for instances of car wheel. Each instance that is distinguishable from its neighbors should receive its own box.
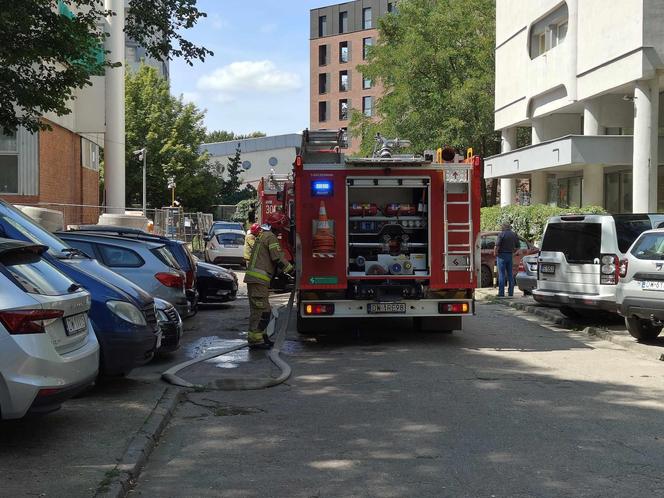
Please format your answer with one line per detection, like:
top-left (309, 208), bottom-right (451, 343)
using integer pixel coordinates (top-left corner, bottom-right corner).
top-left (522, 290), bottom-right (532, 296)
top-left (559, 306), bottom-right (582, 319)
top-left (297, 315), bottom-right (319, 335)
top-left (480, 265), bottom-right (493, 288)
top-left (625, 317), bottom-right (663, 341)
top-left (414, 316), bottom-right (458, 333)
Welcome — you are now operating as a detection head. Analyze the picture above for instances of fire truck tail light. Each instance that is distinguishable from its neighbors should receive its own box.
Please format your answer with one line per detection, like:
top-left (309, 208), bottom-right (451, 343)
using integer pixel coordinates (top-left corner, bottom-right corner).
top-left (304, 304), bottom-right (335, 316)
top-left (439, 302), bottom-right (470, 314)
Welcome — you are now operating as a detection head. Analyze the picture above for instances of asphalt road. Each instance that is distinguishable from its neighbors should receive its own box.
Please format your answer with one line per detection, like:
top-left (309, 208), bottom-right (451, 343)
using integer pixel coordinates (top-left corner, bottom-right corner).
top-left (131, 302), bottom-right (664, 498)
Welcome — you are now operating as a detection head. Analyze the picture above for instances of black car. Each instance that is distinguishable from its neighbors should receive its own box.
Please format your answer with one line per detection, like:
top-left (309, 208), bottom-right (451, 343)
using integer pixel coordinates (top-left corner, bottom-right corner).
top-left (196, 261), bottom-right (238, 303)
top-left (154, 297), bottom-right (183, 353)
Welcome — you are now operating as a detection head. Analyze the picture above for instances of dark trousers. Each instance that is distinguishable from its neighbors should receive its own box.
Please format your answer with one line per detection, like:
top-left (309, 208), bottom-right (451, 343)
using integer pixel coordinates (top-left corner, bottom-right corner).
top-left (496, 252), bottom-right (514, 296)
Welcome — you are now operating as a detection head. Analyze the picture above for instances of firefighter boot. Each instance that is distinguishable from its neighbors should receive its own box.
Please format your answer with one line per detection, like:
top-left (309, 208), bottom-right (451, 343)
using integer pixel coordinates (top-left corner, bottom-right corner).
top-left (248, 330), bottom-right (270, 349)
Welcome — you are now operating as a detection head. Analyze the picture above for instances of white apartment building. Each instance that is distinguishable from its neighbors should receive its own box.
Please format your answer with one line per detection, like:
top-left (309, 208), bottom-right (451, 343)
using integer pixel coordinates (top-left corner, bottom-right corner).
top-left (485, 0), bottom-right (664, 213)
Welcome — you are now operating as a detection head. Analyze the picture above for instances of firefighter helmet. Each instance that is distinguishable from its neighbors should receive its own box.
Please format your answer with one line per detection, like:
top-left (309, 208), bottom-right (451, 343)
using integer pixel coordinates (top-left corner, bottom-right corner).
top-left (249, 223), bottom-right (261, 236)
top-left (266, 212), bottom-right (290, 231)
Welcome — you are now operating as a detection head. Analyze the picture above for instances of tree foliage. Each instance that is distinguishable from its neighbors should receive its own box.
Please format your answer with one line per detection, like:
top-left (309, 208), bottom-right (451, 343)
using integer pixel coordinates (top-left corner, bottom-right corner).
top-left (218, 146), bottom-right (256, 205)
top-left (350, 0), bottom-right (498, 203)
top-left (125, 64), bottom-right (221, 212)
top-left (205, 130), bottom-right (266, 143)
top-left (0, 0), bottom-right (211, 133)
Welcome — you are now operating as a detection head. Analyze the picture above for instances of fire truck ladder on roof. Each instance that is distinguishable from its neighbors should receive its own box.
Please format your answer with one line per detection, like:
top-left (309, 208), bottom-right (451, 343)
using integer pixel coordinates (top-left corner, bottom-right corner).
top-left (443, 164), bottom-right (474, 284)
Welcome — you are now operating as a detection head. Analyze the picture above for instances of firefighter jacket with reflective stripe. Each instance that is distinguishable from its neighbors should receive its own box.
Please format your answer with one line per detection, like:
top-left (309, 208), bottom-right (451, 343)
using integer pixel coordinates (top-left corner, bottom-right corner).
top-left (244, 230), bottom-right (293, 285)
top-left (244, 233), bottom-right (256, 261)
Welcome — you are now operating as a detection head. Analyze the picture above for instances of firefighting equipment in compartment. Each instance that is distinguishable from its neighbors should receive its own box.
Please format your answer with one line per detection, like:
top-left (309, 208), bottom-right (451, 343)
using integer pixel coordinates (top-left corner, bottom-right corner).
top-left (312, 201), bottom-right (335, 254)
top-left (244, 229), bottom-right (294, 347)
top-left (385, 203), bottom-right (417, 216)
top-left (350, 203), bottom-right (379, 216)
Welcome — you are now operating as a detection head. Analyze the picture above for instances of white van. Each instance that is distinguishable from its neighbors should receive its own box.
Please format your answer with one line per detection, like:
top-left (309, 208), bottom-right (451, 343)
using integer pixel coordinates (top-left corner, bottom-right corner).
top-left (533, 214), bottom-right (664, 318)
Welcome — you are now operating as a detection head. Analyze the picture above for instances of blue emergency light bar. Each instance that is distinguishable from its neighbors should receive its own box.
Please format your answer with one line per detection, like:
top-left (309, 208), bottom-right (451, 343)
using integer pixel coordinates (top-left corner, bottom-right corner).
top-left (311, 180), bottom-right (333, 197)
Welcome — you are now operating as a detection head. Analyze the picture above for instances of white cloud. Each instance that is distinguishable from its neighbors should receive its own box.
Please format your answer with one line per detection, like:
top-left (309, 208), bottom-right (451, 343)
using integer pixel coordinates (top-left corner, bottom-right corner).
top-left (196, 60), bottom-right (302, 102)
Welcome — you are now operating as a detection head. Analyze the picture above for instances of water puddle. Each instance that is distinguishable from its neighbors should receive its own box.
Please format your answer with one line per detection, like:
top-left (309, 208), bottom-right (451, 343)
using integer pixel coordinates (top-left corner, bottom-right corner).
top-left (184, 336), bottom-right (249, 369)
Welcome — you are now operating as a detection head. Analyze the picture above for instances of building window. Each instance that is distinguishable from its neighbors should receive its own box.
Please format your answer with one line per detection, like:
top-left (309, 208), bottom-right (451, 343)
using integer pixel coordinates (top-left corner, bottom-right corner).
top-left (0, 129), bottom-right (19, 194)
top-left (339, 41), bottom-right (349, 63)
top-left (81, 138), bottom-right (99, 171)
top-left (387, 2), bottom-right (394, 13)
top-left (605, 170), bottom-right (633, 214)
top-left (318, 73), bottom-right (329, 94)
top-left (362, 96), bottom-right (373, 117)
top-left (318, 44), bottom-right (328, 66)
top-left (339, 99), bottom-right (349, 121)
top-left (529, 3), bottom-right (569, 59)
top-left (318, 101), bottom-right (329, 122)
top-left (339, 70), bottom-right (349, 92)
top-left (363, 77), bottom-right (372, 89)
top-left (318, 15), bottom-right (327, 37)
top-left (556, 177), bottom-right (582, 208)
top-left (339, 11), bottom-right (348, 34)
top-left (362, 7), bottom-right (372, 29)
top-left (363, 37), bottom-right (373, 60)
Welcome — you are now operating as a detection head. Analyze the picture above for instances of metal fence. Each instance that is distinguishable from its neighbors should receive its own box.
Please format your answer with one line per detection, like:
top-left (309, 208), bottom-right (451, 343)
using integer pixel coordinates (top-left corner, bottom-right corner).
top-left (16, 202), bottom-right (214, 252)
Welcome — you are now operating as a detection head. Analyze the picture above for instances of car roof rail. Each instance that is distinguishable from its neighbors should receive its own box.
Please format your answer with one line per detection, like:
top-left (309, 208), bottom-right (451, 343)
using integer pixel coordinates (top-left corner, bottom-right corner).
top-left (69, 225), bottom-right (169, 241)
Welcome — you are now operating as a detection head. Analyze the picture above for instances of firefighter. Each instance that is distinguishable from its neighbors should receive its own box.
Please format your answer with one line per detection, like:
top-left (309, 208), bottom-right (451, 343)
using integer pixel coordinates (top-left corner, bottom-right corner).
top-left (244, 212), bottom-right (294, 349)
top-left (243, 223), bottom-right (262, 264)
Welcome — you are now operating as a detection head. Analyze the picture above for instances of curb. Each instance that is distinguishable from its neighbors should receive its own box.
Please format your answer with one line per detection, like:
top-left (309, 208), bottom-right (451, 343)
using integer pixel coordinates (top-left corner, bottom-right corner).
top-left (487, 297), bottom-right (664, 362)
top-left (95, 386), bottom-right (184, 498)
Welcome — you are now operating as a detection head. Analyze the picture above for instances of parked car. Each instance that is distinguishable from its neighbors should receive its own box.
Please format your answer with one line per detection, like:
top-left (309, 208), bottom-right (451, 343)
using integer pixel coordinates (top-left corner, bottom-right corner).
top-left (154, 297), bottom-right (183, 353)
top-left (57, 232), bottom-right (190, 317)
top-left (616, 228), bottom-right (664, 341)
top-left (205, 229), bottom-right (246, 267)
top-left (479, 231), bottom-right (539, 288)
top-left (0, 200), bottom-right (161, 376)
top-left (534, 213), bottom-right (664, 318)
top-left (196, 260), bottom-right (238, 303)
top-left (516, 254), bottom-right (538, 296)
top-left (65, 227), bottom-right (199, 314)
top-left (0, 239), bottom-right (99, 419)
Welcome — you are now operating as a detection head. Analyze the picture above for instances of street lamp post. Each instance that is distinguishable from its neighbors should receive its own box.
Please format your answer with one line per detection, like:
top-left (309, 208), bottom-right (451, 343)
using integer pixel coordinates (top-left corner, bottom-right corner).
top-left (133, 148), bottom-right (147, 216)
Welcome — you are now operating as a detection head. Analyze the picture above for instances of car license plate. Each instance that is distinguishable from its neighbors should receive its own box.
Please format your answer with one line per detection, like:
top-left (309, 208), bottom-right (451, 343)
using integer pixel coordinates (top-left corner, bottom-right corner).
top-left (641, 280), bottom-right (664, 291)
top-left (367, 302), bottom-right (406, 314)
top-left (65, 313), bottom-right (87, 336)
top-left (540, 264), bottom-right (556, 274)
top-left (224, 244), bottom-right (238, 248)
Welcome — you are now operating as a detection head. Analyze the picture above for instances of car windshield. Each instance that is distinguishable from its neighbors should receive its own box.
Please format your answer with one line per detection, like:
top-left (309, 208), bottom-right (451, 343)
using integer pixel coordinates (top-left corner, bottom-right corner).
top-left (631, 233), bottom-right (664, 260)
top-left (211, 222), bottom-right (243, 232)
top-left (541, 222), bottom-right (601, 264)
top-left (216, 233), bottom-right (245, 245)
top-left (0, 203), bottom-right (74, 257)
top-left (152, 246), bottom-right (182, 269)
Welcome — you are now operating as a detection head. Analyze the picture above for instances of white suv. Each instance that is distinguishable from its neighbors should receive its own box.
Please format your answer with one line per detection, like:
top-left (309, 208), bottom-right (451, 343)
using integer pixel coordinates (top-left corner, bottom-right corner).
top-left (616, 228), bottom-right (664, 341)
top-left (534, 214), bottom-right (664, 318)
top-left (0, 239), bottom-right (99, 419)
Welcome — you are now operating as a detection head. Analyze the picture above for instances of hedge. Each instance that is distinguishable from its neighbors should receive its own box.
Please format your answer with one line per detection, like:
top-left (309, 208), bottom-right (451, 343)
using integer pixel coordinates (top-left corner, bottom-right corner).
top-left (480, 204), bottom-right (606, 244)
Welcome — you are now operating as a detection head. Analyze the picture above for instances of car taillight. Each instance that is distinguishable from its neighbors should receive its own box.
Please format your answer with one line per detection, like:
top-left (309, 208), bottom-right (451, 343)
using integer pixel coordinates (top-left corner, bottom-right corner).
top-left (185, 269), bottom-right (195, 289)
top-left (439, 302), bottom-right (470, 314)
top-left (304, 303), bottom-right (335, 316)
top-left (155, 272), bottom-right (185, 289)
top-left (619, 259), bottom-right (629, 278)
top-left (600, 254), bottom-right (620, 285)
top-left (0, 309), bottom-right (64, 335)
top-left (517, 262), bottom-right (525, 272)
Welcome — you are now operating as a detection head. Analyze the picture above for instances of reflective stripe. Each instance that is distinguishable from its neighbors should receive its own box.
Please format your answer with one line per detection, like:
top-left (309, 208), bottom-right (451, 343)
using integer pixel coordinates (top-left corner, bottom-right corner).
top-left (248, 233), bottom-right (263, 271)
top-left (284, 264), bottom-right (293, 273)
top-left (246, 270), bottom-right (271, 282)
top-left (269, 243), bottom-right (280, 250)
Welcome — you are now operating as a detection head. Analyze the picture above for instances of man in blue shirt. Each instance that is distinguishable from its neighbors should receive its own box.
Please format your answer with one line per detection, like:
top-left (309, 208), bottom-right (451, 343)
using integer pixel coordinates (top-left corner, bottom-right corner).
top-left (495, 222), bottom-right (519, 297)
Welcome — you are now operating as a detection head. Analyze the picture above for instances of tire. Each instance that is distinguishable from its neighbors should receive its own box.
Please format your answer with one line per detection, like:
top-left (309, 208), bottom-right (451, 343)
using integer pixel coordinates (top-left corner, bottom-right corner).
top-left (414, 316), bottom-right (459, 333)
top-left (625, 317), bottom-right (663, 341)
top-left (480, 265), bottom-right (493, 288)
top-left (296, 315), bottom-right (318, 335)
top-left (523, 290), bottom-right (532, 296)
top-left (559, 306), bottom-right (583, 319)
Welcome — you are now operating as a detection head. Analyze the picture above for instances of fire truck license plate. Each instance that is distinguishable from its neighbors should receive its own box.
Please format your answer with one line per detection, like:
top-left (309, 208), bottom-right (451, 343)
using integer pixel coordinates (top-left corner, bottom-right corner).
top-left (368, 303), bottom-right (406, 314)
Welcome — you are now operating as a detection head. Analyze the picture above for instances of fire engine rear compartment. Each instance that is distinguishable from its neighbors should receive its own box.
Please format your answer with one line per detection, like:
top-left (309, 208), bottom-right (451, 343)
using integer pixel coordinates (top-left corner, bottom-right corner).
top-left (346, 178), bottom-right (430, 278)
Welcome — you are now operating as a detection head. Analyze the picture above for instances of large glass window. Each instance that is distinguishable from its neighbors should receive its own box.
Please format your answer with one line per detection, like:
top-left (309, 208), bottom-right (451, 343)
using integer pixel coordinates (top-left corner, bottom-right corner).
top-left (362, 7), bottom-right (372, 29)
top-left (318, 15), bottom-right (327, 37)
top-left (318, 101), bottom-right (329, 122)
top-left (339, 70), bottom-right (349, 92)
top-left (604, 170), bottom-right (633, 214)
top-left (363, 37), bottom-right (373, 60)
top-left (339, 99), bottom-right (349, 121)
top-left (318, 44), bottom-right (328, 66)
top-left (318, 73), bottom-right (328, 94)
top-left (339, 41), bottom-right (349, 63)
top-left (557, 176), bottom-right (582, 208)
top-left (362, 77), bottom-right (372, 89)
top-left (529, 3), bottom-right (569, 58)
top-left (0, 129), bottom-right (18, 194)
top-left (362, 96), bottom-right (373, 117)
top-left (339, 11), bottom-right (348, 34)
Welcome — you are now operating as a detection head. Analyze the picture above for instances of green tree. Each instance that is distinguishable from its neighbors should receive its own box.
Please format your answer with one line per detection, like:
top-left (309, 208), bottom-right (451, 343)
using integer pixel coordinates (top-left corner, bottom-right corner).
top-left (205, 130), bottom-right (266, 143)
top-left (125, 64), bottom-right (221, 211)
top-left (218, 146), bottom-right (256, 205)
top-left (350, 0), bottom-right (498, 205)
top-left (0, 0), bottom-right (211, 133)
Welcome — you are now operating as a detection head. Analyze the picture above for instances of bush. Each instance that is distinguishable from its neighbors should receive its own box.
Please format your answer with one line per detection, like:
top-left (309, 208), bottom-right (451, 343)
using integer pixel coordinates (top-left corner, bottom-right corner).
top-left (480, 204), bottom-right (606, 244)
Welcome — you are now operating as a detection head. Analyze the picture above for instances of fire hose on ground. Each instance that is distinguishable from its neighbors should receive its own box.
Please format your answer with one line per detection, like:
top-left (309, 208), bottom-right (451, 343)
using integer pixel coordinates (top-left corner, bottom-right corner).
top-left (161, 288), bottom-right (295, 390)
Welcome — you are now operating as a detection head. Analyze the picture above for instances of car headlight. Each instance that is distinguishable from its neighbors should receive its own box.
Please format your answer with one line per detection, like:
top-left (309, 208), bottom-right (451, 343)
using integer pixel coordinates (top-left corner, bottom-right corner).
top-left (157, 309), bottom-right (169, 322)
top-left (214, 272), bottom-right (233, 281)
top-left (107, 301), bottom-right (147, 326)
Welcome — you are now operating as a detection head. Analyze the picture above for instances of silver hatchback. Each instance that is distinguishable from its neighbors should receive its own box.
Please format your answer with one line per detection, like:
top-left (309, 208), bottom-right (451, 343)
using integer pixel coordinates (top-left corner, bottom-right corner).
top-left (0, 239), bottom-right (99, 419)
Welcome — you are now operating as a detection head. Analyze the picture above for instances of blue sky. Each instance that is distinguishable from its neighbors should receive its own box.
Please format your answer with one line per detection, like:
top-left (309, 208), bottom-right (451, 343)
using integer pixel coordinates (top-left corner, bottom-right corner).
top-left (170, 0), bottom-right (328, 137)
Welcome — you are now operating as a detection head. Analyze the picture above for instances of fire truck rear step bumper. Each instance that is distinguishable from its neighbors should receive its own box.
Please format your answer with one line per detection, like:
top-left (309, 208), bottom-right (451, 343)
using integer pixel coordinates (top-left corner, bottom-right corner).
top-left (299, 299), bottom-right (474, 318)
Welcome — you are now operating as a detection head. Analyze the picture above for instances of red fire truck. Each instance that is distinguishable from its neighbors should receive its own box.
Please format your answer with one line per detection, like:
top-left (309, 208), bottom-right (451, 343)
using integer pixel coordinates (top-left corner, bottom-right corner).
top-left (293, 130), bottom-right (482, 333)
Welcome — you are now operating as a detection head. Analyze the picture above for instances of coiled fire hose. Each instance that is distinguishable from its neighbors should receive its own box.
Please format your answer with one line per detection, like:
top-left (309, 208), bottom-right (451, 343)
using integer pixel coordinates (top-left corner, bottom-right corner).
top-left (161, 288), bottom-right (295, 390)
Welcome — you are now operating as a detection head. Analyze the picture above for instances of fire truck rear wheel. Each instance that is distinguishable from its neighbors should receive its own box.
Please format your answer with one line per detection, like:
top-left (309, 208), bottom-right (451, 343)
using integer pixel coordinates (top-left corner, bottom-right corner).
top-left (480, 265), bottom-right (494, 288)
top-left (296, 315), bottom-right (319, 335)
